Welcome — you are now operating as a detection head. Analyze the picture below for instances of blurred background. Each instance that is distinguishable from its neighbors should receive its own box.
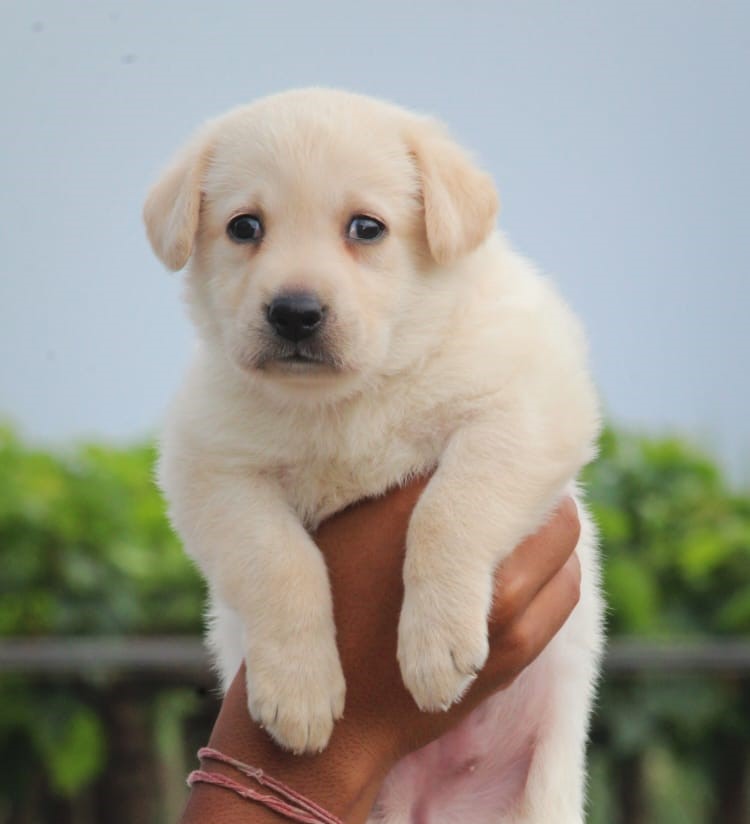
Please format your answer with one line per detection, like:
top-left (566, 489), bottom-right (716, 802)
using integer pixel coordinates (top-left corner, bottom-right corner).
top-left (1, 1), bottom-right (748, 822)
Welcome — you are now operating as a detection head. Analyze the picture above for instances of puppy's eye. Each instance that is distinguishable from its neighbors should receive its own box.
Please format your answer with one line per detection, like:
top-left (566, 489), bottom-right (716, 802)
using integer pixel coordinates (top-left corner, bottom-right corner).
top-left (347, 215), bottom-right (387, 243)
top-left (227, 214), bottom-right (264, 243)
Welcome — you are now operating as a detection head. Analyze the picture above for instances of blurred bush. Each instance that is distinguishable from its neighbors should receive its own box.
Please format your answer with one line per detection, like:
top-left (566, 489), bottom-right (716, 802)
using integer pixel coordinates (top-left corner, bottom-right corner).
top-left (0, 426), bottom-right (203, 819)
top-left (0, 424), bottom-right (748, 822)
top-left (586, 428), bottom-right (750, 638)
top-left (583, 428), bottom-right (750, 823)
top-left (0, 426), bottom-right (202, 638)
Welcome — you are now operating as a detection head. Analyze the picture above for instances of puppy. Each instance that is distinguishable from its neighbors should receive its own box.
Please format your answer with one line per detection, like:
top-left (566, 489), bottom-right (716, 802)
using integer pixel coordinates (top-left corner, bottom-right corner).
top-left (144, 88), bottom-right (604, 823)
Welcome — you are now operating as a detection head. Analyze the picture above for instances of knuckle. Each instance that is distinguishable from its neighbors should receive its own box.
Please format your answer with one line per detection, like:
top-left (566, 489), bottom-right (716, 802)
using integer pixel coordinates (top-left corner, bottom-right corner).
top-left (491, 569), bottom-right (528, 628)
top-left (565, 555), bottom-right (582, 608)
top-left (505, 623), bottom-right (533, 668)
top-left (557, 496), bottom-right (581, 549)
top-left (495, 575), bottom-right (525, 625)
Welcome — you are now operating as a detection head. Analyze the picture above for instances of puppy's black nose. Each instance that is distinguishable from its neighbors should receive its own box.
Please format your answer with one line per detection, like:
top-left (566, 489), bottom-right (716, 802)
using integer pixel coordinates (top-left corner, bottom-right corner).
top-left (267, 293), bottom-right (325, 342)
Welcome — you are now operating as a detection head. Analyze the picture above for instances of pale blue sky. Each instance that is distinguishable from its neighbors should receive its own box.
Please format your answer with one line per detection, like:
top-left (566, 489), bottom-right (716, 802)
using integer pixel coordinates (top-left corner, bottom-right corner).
top-left (1, 1), bottom-right (748, 483)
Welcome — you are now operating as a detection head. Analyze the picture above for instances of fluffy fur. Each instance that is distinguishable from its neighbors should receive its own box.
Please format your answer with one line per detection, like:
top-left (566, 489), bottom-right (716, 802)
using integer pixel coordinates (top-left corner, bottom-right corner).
top-left (144, 88), bottom-right (604, 823)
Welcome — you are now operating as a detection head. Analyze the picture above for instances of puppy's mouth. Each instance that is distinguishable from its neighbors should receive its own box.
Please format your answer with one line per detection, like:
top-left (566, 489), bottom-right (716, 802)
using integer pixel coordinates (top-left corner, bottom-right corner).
top-left (279, 352), bottom-right (320, 364)
top-left (252, 342), bottom-right (342, 373)
top-left (275, 351), bottom-right (328, 368)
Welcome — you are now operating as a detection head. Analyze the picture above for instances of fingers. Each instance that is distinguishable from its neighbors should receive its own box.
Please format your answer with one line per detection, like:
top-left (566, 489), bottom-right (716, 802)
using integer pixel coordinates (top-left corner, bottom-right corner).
top-left (486, 551), bottom-right (582, 684)
top-left (489, 496), bottom-right (581, 628)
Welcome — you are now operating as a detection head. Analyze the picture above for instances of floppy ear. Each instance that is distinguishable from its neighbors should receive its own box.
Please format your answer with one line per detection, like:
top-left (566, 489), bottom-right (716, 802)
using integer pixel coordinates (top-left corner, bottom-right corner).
top-left (408, 120), bottom-right (499, 266)
top-left (143, 129), bottom-right (213, 271)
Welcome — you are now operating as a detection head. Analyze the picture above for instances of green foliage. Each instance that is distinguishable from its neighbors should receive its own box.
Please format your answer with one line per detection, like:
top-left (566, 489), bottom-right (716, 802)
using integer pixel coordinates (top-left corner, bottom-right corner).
top-left (584, 427), bottom-right (750, 822)
top-left (585, 427), bottom-right (750, 637)
top-left (31, 695), bottom-right (105, 795)
top-left (0, 426), bottom-right (203, 804)
top-left (0, 426), bottom-right (203, 637)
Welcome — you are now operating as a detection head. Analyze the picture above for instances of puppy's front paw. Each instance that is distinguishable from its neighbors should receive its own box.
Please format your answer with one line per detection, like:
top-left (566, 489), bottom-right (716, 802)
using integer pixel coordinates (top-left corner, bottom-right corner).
top-left (397, 586), bottom-right (489, 712)
top-left (245, 635), bottom-right (346, 754)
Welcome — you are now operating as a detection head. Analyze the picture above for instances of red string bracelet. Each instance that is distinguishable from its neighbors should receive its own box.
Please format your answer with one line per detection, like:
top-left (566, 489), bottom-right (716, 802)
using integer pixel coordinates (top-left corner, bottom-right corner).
top-left (187, 746), bottom-right (345, 824)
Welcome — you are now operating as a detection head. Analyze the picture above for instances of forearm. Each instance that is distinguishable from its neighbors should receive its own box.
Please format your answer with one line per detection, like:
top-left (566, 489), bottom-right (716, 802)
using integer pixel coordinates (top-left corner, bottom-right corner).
top-left (180, 665), bottom-right (392, 824)
top-left (179, 482), bottom-right (426, 824)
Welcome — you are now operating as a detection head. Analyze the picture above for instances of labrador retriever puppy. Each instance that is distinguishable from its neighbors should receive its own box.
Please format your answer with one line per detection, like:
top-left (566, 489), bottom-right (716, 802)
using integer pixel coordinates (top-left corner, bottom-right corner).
top-left (144, 88), bottom-right (603, 823)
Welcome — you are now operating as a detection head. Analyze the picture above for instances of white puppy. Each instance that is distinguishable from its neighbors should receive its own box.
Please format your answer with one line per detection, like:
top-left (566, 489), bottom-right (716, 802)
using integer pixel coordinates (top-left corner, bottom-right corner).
top-left (144, 89), bottom-right (603, 823)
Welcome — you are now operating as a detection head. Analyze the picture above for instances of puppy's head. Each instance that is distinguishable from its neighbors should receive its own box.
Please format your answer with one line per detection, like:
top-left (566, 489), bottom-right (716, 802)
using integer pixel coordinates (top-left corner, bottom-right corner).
top-left (144, 89), bottom-right (498, 400)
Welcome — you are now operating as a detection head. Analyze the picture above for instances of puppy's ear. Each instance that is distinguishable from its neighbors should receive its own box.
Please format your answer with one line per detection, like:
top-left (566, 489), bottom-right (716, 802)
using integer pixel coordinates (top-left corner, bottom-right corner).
top-left (408, 120), bottom-right (499, 266)
top-left (143, 128), bottom-right (214, 271)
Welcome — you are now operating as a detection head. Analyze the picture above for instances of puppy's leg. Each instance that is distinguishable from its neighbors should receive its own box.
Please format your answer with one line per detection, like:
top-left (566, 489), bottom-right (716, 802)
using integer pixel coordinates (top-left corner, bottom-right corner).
top-left (398, 414), bottom-right (589, 712)
top-left (509, 687), bottom-right (588, 824)
top-left (205, 588), bottom-right (245, 691)
top-left (499, 664), bottom-right (591, 824)
top-left (165, 465), bottom-right (345, 754)
top-left (508, 509), bottom-right (602, 824)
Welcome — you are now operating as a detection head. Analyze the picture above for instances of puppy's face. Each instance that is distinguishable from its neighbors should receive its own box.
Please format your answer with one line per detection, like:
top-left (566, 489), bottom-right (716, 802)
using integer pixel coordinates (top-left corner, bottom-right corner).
top-left (193, 102), bottom-right (425, 392)
top-left (144, 90), bottom-right (498, 401)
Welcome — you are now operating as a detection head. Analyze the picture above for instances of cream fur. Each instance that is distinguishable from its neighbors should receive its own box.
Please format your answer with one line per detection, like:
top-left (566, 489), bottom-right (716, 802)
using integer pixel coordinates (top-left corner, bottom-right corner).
top-left (145, 88), bottom-right (603, 823)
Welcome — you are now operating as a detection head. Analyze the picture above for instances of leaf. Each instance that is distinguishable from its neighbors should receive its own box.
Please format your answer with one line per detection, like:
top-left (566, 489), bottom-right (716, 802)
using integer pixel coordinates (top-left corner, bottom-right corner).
top-left (605, 555), bottom-right (659, 633)
top-left (32, 703), bottom-right (105, 796)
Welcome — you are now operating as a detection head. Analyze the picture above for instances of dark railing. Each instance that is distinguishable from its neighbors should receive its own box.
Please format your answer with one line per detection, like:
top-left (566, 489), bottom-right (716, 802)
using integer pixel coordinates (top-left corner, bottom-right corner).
top-left (4, 636), bottom-right (750, 677)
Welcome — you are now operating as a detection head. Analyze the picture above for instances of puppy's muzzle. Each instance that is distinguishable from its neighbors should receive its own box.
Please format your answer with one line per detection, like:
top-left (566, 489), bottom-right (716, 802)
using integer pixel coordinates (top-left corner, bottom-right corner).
top-left (267, 292), bottom-right (326, 343)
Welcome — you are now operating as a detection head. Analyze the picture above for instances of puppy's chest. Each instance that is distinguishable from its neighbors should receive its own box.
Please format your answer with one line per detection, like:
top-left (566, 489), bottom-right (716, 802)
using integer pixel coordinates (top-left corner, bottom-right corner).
top-left (269, 411), bottom-right (452, 528)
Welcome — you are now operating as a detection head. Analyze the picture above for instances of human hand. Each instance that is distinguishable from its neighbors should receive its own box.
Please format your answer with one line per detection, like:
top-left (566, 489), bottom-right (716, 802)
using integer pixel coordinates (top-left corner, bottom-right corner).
top-left (180, 478), bottom-right (581, 823)
top-left (318, 477), bottom-right (582, 761)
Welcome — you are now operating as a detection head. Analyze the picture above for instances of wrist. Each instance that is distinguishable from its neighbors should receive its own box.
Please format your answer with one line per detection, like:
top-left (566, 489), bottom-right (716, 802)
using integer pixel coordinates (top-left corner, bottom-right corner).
top-left (293, 718), bottom-right (394, 822)
top-left (181, 668), bottom-right (396, 824)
